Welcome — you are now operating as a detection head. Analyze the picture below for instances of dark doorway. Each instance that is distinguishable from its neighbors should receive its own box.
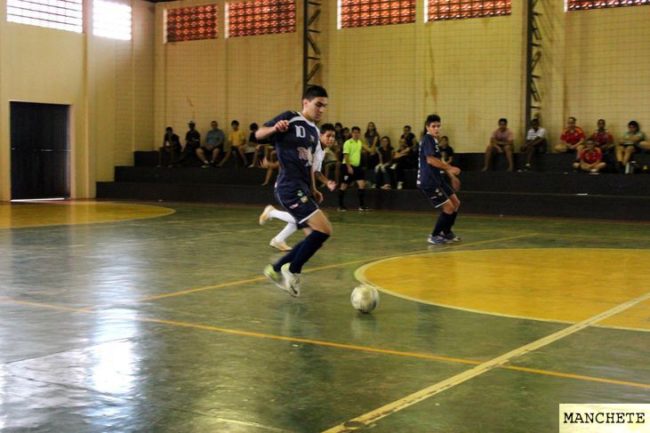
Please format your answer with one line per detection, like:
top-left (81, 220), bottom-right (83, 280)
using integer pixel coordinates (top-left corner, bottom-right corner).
top-left (11, 102), bottom-right (70, 200)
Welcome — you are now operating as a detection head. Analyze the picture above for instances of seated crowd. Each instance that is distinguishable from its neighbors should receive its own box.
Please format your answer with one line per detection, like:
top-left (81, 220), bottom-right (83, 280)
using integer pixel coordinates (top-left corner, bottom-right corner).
top-left (159, 116), bottom-right (650, 188)
top-left (482, 116), bottom-right (649, 174)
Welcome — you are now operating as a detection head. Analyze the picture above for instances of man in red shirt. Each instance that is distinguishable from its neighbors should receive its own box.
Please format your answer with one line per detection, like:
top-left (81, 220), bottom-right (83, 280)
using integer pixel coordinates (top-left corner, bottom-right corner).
top-left (554, 116), bottom-right (586, 154)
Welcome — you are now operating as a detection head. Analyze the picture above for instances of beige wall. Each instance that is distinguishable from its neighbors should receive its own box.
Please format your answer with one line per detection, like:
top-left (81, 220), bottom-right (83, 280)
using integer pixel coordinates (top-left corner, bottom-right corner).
top-left (550, 3), bottom-right (650, 143)
top-left (1, 0), bottom-right (647, 201)
top-left (155, 0), bottom-right (649, 152)
top-left (154, 0), bottom-right (302, 146)
top-left (0, 0), bottom-right (154, 201)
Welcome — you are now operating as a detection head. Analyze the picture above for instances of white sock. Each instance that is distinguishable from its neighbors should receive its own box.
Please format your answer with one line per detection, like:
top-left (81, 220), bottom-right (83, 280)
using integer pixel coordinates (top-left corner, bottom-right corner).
top-left (274, 223), bottom-right (297, 243)
top-left (269, 209), bottom-right (295, 224)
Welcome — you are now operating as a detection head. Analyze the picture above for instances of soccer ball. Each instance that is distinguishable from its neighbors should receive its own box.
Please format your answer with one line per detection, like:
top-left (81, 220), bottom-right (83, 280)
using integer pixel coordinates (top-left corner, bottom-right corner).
top-left (350, 285), bottom-right (379, 313)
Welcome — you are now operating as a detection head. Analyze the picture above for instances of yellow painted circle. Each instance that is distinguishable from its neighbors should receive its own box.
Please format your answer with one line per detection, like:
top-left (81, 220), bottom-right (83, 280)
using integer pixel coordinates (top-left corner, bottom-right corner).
top-left (358, 248), bottom-right (650, 332)
top-left (0, 201), bottom-right (175, 229)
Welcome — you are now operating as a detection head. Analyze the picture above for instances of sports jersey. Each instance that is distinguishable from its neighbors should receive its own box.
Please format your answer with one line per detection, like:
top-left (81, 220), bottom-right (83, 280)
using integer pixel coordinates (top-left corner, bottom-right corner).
top-left (417, 134), bottom-right (445, 189)
top-left (561, 127), bottom-right (585, 145)
top-left (264, 111), bottom-right (320, 195)
top-left (343, 139), bottom-right (363, 167)
top-left (590, 130), bottom-right (613, 147)
top-left (312, 142), bottom-right (325, 173)
top-left (580, 147), bottom-right (602, 164)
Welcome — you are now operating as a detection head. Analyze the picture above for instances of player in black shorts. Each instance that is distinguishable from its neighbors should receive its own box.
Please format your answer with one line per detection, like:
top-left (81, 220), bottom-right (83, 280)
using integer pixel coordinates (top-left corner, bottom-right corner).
top-left (417, 114), bottom-right (461, 245)
top-left (338, 126), bottom-right (368, 211)
top-left (257, 86), bottom-right (332, 296)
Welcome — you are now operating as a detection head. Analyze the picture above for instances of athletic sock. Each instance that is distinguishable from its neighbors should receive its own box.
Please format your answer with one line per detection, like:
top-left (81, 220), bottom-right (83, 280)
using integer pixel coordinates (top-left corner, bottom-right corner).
top-left (288, 231), bottom-right (330, 274)
top-left (448, 212), bottom-right (458, 232)
top-left (432, 212), bottom-right (453, 236)
top-left (275, 223), bottom-right (297, 243)
top-left (269, 209), bottom-right (295, 224)
top-left (358, 189), bottom-right (366, 207)
top-left (273, 239), bottom-right (304, 272)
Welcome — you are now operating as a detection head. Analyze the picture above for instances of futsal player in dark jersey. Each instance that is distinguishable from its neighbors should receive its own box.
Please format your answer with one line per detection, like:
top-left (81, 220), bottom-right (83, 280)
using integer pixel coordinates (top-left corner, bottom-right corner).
top-left (417, 114), bottom-right (461, 245)
top-left (256, 86), bottom-right (332, 296)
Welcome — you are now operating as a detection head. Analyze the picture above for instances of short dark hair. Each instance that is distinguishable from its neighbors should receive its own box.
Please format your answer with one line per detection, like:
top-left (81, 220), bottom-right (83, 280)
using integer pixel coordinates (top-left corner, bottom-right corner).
top-left (629, 120), bottom-right (640, 129)
top-left (320, 123), bottom-right (335, 133)
top-left (303, 85), bottom-right (328, 100)
top-left (165, 126), bottom-right (173, 132)
top-left (231, 120), bottom-right (239, 126)
top-left (425, 114), bottom-right (441, 126)
top-left (351, 126), bottom-right (361, 132)
top-left (404, 125), bottom-right (411, 130)
top-left (335, 122), bottom-right (343, 128)
top-left (499, 118), bottom-right (508, 124)
top-left (249, 122), bottom-right (258, 130)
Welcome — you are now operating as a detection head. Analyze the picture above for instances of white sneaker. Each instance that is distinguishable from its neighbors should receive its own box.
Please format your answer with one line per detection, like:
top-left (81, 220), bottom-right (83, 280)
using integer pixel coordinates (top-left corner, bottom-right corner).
top-left (259, 205), bottom-right (275, 225)
top-left (280, 263), bottom-right (301, 297)
top-left (397, 181), bottom-right (404, 190)
top-left (270, 238), bottom-right (292, 251)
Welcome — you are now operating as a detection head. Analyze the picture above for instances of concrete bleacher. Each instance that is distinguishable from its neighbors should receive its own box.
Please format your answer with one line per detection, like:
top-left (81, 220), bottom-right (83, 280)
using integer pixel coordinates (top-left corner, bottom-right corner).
top-left (97, 151), bottom-right (650, 220)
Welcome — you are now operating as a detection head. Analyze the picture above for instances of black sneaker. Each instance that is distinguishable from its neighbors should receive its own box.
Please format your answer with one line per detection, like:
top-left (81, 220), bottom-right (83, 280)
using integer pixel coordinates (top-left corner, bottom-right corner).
top-left (444, 231), bottom-right (461, 242)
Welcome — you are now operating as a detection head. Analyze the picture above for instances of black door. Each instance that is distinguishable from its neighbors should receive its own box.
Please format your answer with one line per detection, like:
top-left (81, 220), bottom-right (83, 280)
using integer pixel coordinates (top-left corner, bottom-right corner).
top-left (11, 102), bottom-right (70, 200)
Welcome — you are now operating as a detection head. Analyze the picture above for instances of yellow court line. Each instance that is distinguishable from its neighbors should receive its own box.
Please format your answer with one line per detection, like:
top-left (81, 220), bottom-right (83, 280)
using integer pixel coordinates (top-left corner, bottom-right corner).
top-left (131, 233), bottom-right (535, 304)
top-left (2, 296), bottom-right (649, 394)
top-left (320, 291), bottom-right (650, 433)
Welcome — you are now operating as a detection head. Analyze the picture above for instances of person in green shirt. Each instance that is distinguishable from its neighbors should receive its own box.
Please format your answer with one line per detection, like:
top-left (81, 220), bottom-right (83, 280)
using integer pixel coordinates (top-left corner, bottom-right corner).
top-left (338, 126), bottom-right (368, 211)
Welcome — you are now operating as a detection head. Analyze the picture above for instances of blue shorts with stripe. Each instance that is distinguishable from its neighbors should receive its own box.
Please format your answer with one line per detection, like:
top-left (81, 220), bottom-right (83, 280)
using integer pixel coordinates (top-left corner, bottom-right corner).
top-left (419, 183), bottom-right (452, 208)
top-left (275, 189), bottom-right (319, 229)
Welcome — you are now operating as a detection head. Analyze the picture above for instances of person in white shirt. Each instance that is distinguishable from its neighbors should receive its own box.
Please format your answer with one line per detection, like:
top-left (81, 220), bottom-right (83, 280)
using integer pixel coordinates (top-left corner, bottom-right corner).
top-left (521, 118), bottom-right (547, 170)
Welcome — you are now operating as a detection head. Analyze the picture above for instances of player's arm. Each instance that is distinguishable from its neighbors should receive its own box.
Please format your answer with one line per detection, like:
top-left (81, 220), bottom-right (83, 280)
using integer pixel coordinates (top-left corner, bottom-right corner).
top-left (256, 121), bottom-right (289, 141)
top-left (426, 155), bottom-right (461, 176)
top-left (310, 169), bottom-right (323, 203)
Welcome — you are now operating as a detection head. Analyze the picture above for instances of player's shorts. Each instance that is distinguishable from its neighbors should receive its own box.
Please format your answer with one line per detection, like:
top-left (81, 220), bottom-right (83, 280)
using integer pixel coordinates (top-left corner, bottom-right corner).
top-left (419, 185), bottom-right (450, 208)
top-left (275, 189), bottom-right (319, 229)
top-left (342, 166), bottom-right (365, 184)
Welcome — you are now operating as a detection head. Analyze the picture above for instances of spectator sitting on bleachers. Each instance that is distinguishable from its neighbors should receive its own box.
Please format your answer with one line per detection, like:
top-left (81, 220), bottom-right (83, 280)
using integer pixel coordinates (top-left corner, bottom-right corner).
top-left (554, 116), bottom-right (585, 156)
top-left (158, 126), bottom-right (181, 167)
top-left (482, 118), bottom-right (514, 172)
top-left (589, 119), bottom-right (615, 171)
top-left (178, 121), bottom-right (201, 165)
top-left (197, 120), bottom-right (225, 168)
top-left (439, 135), bottom-right (454, 165)
top-left (520, 118), bottom-right (547, 170)
top-left (248, 123), bottom-right (263, 168)
top-left (390, 137), bottom-right (411, 190)
top-left (375, 136), bottom-right (394, 190)
top-left (219, 120), bottom-right (247, 167)
top-left (261, 152), bottom-right (278, 186)
top-left (617, 120), bottom-right (649, 173)
top-left (573, 139), bottom-right (605, 175)
top-left (364, 122), bottom-right (380, 186)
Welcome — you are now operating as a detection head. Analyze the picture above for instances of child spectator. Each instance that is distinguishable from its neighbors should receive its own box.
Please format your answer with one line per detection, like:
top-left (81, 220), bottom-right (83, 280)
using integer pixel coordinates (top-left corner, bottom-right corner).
top-left (617, 120), bottom-right (649, 173)
top-left (573, 139), bottom-right (605, 174)
top-left (439, 135), bottom-right (454, 165)
top-left (375, 136), bottom-right (394, 190)
top-left (158, 126), bottom-right (181, 167)
top-left (220, 120), bottom-right (247, 167)
top-left (520, 118), bottom-right (547, 170)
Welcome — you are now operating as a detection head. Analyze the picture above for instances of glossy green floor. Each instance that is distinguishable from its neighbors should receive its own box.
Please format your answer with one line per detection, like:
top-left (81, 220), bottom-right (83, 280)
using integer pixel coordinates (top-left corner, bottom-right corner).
top-left (1, 201), bottom-right (649, 433)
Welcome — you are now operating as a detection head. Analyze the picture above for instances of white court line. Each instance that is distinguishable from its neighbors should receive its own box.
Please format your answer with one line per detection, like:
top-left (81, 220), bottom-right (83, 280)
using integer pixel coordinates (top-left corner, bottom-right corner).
top-left (321, 291), bottom-right (650, 433)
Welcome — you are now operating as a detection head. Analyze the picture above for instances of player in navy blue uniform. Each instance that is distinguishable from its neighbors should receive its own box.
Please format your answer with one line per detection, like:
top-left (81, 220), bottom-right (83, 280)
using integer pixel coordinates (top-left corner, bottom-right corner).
top-left (417, 114), bottom-right (461, 245)
top-left (257, 86), bottom-right (332, 296)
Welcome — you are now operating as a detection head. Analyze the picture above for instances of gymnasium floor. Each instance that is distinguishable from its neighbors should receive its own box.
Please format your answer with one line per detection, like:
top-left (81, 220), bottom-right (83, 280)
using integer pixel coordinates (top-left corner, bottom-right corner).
top-left (0, 200), bottom-right (649, 433)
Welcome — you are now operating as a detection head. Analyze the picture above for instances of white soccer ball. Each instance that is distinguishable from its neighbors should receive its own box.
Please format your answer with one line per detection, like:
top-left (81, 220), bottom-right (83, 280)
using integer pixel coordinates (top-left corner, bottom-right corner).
top-left (351, 285), bottom-right (379, 313)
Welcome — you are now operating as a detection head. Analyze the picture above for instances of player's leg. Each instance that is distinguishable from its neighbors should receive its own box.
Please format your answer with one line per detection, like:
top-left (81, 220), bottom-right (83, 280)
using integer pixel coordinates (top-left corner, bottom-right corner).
top-left (338, 179), bottom-right (349, 211)
top-left (356, 169), bottom-right (368, 210)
